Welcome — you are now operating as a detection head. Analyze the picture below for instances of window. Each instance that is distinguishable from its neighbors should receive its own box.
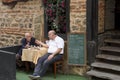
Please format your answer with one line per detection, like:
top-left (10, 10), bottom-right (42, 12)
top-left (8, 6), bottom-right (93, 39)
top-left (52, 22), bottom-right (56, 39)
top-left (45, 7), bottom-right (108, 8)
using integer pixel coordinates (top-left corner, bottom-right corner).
top-left (43, 0), bottom-right (70, 40)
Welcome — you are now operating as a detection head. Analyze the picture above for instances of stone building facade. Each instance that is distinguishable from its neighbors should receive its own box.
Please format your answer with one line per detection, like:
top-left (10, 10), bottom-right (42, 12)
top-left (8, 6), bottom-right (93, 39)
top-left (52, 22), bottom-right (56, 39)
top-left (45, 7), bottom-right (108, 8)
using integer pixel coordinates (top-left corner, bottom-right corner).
top-left (0, 0), bottom-right (88, 75)
top-left (0, 0), bottom-right (107, 75)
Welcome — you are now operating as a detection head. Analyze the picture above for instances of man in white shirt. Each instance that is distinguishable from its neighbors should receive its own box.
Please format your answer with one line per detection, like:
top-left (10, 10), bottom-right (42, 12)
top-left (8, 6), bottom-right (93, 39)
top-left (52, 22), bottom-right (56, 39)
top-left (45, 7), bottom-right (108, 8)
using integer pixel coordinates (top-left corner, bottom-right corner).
top-left (29, 30), bottom-right (64, 80)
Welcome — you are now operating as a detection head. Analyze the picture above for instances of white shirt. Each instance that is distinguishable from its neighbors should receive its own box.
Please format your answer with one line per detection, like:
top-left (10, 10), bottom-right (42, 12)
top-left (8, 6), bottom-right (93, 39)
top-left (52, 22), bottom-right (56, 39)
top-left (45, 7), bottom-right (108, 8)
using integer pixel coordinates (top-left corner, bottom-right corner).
top-left (46, 36), bottom-right (64, 54)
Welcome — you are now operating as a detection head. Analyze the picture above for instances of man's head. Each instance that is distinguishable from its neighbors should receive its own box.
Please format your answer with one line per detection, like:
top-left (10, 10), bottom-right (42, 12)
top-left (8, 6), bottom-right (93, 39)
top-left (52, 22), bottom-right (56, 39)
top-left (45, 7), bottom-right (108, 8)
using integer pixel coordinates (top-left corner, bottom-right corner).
top-left (25, 33), bottom-right (32, 42)
top-left (48, 30), bottom-right (57, 40)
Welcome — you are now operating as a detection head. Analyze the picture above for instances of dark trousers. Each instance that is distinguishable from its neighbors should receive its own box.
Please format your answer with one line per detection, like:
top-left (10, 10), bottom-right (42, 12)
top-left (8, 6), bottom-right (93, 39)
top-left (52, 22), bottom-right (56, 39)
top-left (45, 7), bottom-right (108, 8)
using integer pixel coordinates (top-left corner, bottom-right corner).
top-left (33, 53), bottom-right (63, 77)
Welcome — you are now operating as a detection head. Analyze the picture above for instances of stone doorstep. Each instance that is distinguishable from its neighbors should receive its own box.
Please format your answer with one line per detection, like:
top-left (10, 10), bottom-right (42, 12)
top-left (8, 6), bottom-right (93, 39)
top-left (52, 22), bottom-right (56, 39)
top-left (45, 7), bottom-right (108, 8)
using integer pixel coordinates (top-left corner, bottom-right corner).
top-left (87, 70), bottom-right (120, 80)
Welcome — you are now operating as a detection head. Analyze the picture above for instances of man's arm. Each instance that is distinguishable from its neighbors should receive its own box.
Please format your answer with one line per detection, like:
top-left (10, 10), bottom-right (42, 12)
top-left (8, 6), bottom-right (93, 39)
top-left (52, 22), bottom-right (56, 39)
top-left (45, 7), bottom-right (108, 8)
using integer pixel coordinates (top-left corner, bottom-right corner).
top-left (35, 40), bottom-right (49, 48)
top-left (52, 48), bottom-right (62, 56)
top-left (47, 48), bottom-right (62, 61)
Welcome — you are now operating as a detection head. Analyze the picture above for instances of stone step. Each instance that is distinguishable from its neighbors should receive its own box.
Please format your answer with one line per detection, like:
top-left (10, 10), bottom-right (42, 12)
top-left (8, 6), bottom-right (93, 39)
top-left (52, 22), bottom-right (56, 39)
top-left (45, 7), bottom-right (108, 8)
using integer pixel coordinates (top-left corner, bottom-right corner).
top-left (100, 46), bottom-right (120, 53)
top-left (96, 54), bottom-right (120, 61)
top-left (87, 70), bottom-right (120, 80)
top-left (105, 30), bottom-right (120, 38)
top-left (104, 39), bottom-right (120, 44)
top-left (92, 62), bottom-right (120, 72)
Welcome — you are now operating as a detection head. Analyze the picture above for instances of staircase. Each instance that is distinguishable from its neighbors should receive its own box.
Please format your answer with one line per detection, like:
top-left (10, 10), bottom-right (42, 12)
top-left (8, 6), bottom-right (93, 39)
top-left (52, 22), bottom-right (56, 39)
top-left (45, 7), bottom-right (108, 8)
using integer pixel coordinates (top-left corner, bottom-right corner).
top-left (87, 38), bottom-right (120, 80)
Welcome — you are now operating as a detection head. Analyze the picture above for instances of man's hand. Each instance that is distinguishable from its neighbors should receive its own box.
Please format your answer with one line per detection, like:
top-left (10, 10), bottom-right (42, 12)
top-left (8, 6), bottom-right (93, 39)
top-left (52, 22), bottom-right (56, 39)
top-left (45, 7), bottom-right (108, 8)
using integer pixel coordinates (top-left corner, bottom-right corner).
top-left (25, 44), bottom-right (30, 48)
top-left (47, 54), bottom-right (54, 61)
top-left (16, 54), bottom-right (21, 60)
top-left (35, 40), bottom-right (41, 45)
top-left (36, 40), bottom-right (49, 48)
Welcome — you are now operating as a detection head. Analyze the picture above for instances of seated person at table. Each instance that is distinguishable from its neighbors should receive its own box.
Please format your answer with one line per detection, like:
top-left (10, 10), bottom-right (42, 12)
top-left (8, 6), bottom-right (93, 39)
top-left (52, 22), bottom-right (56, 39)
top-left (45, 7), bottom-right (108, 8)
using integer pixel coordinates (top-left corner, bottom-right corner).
top-left (16, 32), bottom-right (40, 67)
top-left (28, 30), bottom-right (64, 80)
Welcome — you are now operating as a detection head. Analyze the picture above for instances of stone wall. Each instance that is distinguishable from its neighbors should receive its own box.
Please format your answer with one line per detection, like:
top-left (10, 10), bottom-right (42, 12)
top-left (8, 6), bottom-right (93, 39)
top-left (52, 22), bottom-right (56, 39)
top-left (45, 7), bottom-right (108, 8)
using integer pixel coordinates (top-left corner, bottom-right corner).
top-left (0, 0), bottom-right (44, 47)
top-left (70, 0), bottom-right (86, 33)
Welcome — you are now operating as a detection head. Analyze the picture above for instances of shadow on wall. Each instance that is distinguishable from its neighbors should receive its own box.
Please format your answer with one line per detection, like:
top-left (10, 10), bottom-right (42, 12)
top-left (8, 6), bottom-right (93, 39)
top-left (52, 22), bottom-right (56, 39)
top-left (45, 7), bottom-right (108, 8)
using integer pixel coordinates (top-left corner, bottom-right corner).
top-left (2, 0), bottom-right (29, 9)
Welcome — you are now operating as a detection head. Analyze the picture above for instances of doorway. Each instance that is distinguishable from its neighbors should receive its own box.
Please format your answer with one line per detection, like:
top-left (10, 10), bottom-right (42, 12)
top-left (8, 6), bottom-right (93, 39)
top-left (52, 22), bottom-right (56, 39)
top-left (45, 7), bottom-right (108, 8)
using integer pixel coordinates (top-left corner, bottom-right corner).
top-left (87, 0), bottom-right (120, 65)
top-left (115, 0), bottom-right (120, 30)
top-left (105, 0), bottom-right (120, 31)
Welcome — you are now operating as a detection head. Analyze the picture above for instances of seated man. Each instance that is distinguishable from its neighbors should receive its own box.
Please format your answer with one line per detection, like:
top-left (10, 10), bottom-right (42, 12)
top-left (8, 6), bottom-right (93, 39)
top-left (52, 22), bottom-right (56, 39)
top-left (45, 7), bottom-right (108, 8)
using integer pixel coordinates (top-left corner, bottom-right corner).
top-left (16, 32), bottom-right (40, 67)
top-left (28, 30), bottom-right (64, 80)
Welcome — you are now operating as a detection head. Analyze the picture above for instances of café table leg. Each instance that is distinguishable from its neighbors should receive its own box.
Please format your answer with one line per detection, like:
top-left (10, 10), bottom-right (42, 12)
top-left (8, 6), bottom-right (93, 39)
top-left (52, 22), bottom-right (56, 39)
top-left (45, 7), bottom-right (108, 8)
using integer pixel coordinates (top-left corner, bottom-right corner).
top-left (24, 61), bottom-right (30, 72)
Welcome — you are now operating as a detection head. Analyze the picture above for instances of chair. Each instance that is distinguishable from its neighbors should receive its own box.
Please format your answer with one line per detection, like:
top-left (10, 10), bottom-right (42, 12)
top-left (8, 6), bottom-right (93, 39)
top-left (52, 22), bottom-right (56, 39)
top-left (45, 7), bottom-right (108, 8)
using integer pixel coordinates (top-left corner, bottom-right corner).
top-left (53, 58), bottom-right (64, 78)
top-left (53, 41), bottom-right (67, 78)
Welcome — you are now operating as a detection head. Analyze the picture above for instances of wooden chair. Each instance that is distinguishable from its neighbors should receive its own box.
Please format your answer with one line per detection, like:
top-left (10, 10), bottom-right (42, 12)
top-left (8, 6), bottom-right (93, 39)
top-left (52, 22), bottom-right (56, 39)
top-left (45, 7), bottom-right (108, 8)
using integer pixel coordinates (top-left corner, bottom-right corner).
top-left (53, 41), bottom-right (67, 78)
top-left (53, 58), bottom-right (64, 78)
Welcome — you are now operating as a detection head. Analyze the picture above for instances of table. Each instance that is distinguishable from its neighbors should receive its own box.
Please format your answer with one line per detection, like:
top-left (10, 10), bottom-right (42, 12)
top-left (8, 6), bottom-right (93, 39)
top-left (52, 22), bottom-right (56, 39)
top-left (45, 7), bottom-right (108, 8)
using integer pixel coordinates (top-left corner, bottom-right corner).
top-left (22, 47), bottom-right (48, 64)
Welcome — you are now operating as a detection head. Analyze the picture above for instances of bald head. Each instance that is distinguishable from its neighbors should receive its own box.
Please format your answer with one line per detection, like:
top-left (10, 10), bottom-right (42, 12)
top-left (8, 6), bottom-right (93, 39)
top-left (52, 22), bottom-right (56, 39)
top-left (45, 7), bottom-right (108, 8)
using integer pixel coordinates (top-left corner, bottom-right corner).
top-left (25, 33), bottom-right (31, 37)
top-left (48, 30), bottom-right (57, 40)
top-left (25, 33), bottom-right (32, 41)
top-left (48, 30), bottom-right (56, 35)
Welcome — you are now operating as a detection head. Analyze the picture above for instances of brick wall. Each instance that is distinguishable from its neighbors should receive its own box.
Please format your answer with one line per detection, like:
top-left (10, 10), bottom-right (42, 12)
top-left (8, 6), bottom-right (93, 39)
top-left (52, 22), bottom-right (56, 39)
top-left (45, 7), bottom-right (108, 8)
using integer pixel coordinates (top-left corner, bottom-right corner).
top-left (0, 0), bottom-right (44, 47)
